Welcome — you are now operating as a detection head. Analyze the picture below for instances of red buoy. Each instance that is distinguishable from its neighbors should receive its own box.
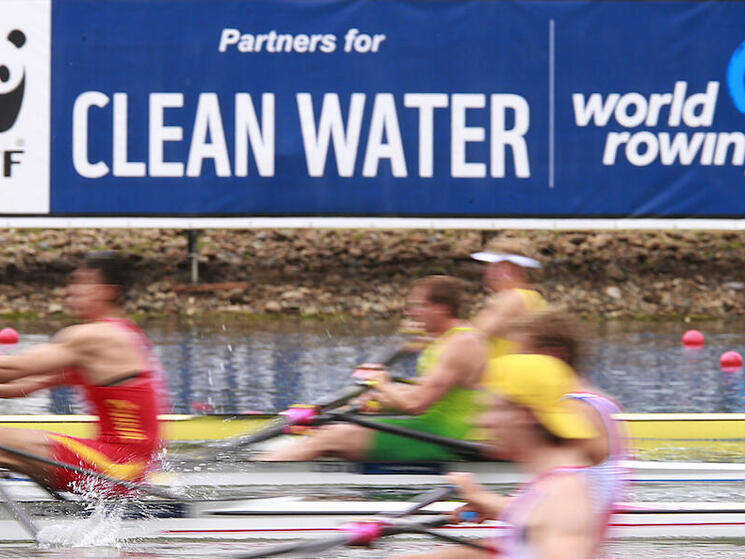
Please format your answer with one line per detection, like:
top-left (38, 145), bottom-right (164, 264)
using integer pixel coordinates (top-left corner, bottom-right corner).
top-left (682, 329), bottom-right (705, 347)
top-left (191, 401), bottom-right (214, 413)
top-left (720, 351), bottom-right (743, 372)
top-left (0, 328), bottom-right (19, 345)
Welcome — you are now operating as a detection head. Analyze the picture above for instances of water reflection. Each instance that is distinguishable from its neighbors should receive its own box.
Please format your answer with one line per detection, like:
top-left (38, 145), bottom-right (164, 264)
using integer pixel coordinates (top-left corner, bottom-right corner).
top-left (583, 322), bottom-right (745, 413)
top-left (1, 319), bottom-right (744, 414)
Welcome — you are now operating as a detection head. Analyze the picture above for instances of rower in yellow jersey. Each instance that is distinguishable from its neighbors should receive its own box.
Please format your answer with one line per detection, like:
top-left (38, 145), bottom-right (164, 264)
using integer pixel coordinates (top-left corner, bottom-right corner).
top-left (261, 276), bottom-right (486, 462)
top-left (470, 238), bottom-right (546, 359)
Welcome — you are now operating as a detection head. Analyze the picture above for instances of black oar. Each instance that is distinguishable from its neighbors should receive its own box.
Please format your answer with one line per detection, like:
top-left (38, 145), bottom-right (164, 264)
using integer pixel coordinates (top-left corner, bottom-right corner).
top-left (328, 410), bottom-right (489, 460)
top-left (214, 343), bottom-right (414, 454)
top-left (0, 443), bottom-right (181, 500)
top-left (359, 495), bottom-right (496, 554)
top-left (0, 483), bottom-right (38, 538)
top-left (232, 486), bottom-right (456, 558)
top-left (398, 522), bottom-right (496, 553)
top-left (233, 516), bottom-right (455, 558)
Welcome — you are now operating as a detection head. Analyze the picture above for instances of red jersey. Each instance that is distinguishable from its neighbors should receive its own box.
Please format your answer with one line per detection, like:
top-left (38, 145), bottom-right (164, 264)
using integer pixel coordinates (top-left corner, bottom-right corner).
top-left (48, 318), bottom-right (166, 492)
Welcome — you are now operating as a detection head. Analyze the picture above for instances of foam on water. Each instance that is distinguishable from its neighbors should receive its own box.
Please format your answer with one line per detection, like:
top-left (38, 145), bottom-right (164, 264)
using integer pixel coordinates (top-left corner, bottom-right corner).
top-left (35, 478), bottom-right (146, 549)
top-left (36, 500), bottom-right (124, 549)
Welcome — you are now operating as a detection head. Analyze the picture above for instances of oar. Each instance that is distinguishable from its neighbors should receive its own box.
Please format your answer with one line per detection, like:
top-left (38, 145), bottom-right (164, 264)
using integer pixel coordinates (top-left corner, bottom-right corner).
top-left (373, 489), bottom-right (497, 553)
top-left (0, 443), bottom-right (181, 500)
top-left (0, 483), bottom-right (38, 538)
top-left (231, 486), bottom-right (456, 558)
top-left (395, 517), bottom-right (497, 553)
top-left (393, 484), bottom-right (456, 518)
top-left (328, 410), bottom-right (490, 460)
top-left (213, 343), bottom-right (414, 454)
top-left (232, 515), bottom-right (457, 558)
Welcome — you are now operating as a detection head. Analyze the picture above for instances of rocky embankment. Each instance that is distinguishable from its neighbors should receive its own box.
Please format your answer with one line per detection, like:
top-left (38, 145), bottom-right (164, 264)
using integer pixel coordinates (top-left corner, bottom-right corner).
top-left (0, 228), bottom-right (744, 320)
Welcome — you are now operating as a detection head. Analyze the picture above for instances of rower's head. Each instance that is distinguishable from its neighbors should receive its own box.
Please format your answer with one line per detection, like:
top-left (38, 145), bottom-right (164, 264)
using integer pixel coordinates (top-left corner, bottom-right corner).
top-left (480, 354), bottom-right (596, 460)
top-left (406, 275), bottom-right (464, 334)
top-left (510, 308), bottom-right (584, 370)
top-left (471, 238), bottom-right (541, 292)
top-left (66, 251), bottom-right (129, 318)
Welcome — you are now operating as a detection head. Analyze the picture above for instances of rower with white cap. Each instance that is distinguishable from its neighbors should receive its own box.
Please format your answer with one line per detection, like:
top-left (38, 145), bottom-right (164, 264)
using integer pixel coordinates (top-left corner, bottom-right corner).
top-left (470, 238), bottom-right (546, 360)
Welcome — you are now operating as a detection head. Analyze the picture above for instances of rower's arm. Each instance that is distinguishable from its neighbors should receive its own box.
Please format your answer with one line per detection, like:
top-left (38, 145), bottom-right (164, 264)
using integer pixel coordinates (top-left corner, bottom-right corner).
top-left (0, 328), bottom-right (81, 382)
top-left (0, 371), bottom-right (68, 398)
top-left (471, 290), bottom-right (525, 339)
top-left (373, 334), bottom-right (483, 415)
top-left (447, 472), bottom-right (509, 521)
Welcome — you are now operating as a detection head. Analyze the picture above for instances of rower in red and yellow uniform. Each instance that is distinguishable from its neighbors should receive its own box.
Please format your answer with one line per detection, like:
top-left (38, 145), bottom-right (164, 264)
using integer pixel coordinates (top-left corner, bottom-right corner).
top-left (470, 238), bottom-right (546, 360)
top-left (0, 251), bottom-right (166, 493)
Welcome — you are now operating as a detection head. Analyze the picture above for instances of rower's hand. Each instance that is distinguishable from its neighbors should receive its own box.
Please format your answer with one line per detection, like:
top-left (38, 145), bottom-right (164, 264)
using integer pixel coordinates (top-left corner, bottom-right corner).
top-left (350, 369), bottom-right (391, 412)
top-left (446, 472), bottom-right (505, 522)
top-left (354, 389), bottom-right (385, 413)
top-left (450, 502), bottom-right (488, 525)
top-left (361, 369), bottom-right (392, 387)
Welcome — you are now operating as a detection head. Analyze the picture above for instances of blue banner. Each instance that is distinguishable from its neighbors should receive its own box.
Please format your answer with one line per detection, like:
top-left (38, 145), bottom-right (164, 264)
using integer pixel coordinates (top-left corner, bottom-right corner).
top-left (45, 0), bottom-right (745, 217)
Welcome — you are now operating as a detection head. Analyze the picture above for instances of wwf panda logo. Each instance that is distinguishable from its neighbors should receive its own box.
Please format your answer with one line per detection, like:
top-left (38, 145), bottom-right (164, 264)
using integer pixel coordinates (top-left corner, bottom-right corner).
top-left (0, 30), bottom-right (26, 133)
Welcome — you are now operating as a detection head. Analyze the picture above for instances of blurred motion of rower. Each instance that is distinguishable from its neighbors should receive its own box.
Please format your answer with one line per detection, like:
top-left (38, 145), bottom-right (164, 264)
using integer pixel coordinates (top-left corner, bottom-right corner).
top-left (0, 251), bottom-right (167, 493)
top-left (261, 275), bottom-right (486, 461)
top-left (471, 238), bottom-right (546, 359)
top-left (506, 308), bottom-right (631, 516)
top-left (393, 352), bottom-right (607, 559)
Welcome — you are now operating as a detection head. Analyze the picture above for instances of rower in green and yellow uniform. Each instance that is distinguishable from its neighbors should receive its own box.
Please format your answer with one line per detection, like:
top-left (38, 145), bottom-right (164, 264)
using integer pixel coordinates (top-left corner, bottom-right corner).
top-left (261, 276), bottom-right (486, 462)
top-left (470, 238), bottom-right (546, 360)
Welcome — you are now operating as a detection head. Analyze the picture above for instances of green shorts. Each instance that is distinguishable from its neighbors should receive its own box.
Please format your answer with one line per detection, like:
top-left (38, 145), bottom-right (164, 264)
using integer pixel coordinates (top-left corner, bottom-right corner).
top-left (364, 416), bottom-right (466, 462)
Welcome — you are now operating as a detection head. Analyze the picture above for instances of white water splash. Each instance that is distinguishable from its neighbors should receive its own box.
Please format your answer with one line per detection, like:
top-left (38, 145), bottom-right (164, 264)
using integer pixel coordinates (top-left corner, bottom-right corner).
top-left (36, 500), bottom-right (124, 548)
top-left (34, 477), bottom-right (151, 549)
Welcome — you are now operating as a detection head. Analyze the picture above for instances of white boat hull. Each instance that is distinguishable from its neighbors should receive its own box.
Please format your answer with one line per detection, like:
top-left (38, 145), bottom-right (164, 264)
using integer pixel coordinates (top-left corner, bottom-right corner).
top-left (2, 498), bottom-right (745, 543)
top-left (100, 459), bottom-right (745, 487)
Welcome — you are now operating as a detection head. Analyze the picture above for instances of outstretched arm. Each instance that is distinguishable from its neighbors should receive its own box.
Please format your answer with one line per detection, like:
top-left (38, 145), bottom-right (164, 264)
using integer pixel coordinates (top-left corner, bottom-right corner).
top-left (0, 329), bottom-right (79, 383)
top-left (0, 371), bottom-right (68, 398)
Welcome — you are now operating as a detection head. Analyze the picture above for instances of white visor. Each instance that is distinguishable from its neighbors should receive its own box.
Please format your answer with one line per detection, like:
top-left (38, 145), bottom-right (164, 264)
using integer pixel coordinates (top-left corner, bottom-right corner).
top-left (470, 252), bottom-right (542, 268)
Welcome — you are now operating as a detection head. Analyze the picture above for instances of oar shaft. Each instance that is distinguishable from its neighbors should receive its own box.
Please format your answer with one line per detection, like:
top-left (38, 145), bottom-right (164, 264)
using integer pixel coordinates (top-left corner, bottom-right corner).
top-left (395, 485), bottom-right (455, 518)
top-left (379, 343), bottom-right (413, 368)
top-left (235, 533), bottom-right (352, 559)
top-left (0, 443), bottom-right (179, 500)
top-left (0, 484), bottom-right (37, 538)
top-left (330, 411), bottom-right (489, 459)
top-left (405, 526), bottom-right (496, 552)
top-left (316, 384), bottom-right (371, 412)
top-left (218, 377), bottom-right (413, 454)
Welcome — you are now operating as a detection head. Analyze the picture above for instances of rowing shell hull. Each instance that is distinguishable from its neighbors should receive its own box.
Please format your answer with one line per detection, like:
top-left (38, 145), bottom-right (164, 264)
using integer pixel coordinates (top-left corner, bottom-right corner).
top-left (1, 459), bottom-right (744, 493)
top-left (2, 499), bottom-right (745, 543)
top-left (0, 412), bottom-right (744, 459)
top-left (149, 459), bottom-right (745, 486)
